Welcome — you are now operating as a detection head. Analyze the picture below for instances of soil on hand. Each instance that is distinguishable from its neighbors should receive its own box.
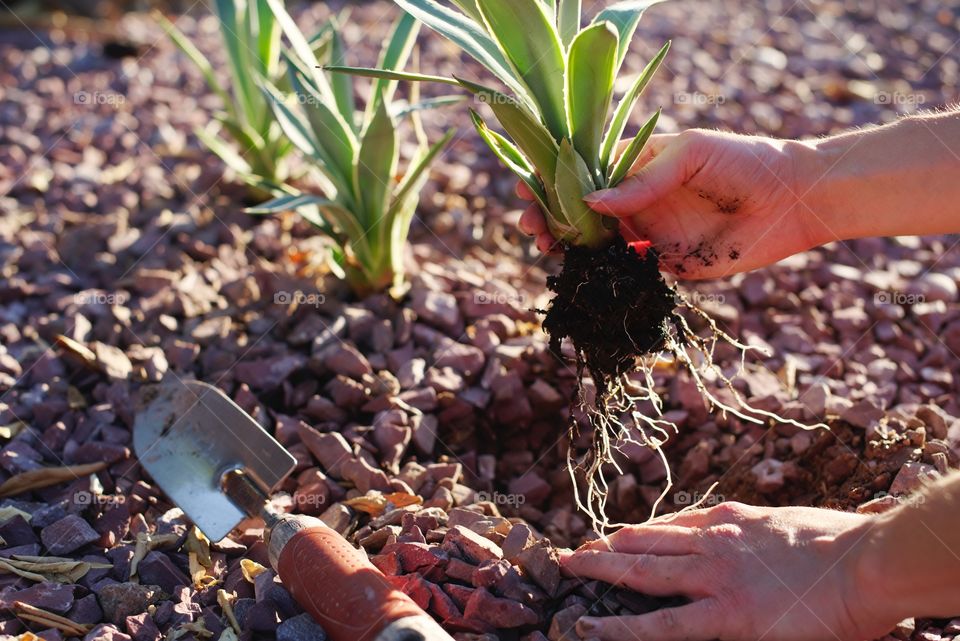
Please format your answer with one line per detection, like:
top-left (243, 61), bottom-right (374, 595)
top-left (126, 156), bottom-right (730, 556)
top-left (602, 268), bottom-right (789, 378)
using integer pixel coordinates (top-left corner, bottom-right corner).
top-left (543, 237), bottom-right (678, 398)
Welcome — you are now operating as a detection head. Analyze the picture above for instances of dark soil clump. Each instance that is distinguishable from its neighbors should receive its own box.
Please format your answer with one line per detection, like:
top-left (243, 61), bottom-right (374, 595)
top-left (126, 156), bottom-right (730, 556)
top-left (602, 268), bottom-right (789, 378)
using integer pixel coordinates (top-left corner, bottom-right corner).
top-left (543, 236), bottom-right (679, 397)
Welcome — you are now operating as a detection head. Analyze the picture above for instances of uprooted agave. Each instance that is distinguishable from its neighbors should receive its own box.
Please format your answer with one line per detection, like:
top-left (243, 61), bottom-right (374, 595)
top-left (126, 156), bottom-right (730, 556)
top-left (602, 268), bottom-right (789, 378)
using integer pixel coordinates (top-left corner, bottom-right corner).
top-left (330, 0), bottom-right (822, 528)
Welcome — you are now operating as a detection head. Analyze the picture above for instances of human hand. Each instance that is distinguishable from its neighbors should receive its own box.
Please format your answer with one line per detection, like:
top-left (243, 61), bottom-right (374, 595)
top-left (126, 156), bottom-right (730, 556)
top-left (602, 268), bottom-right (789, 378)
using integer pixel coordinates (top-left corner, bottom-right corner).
top-left (518, 130), bottom-right (822, 279)
top-left (560, 502), bottom-right (899, 641)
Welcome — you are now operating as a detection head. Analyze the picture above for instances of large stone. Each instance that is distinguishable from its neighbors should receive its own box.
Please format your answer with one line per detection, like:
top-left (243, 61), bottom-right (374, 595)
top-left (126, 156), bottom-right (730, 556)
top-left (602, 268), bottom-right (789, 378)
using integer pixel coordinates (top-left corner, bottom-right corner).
top-left (442, 525), bottom-right (503, 565)
top-left (41, 515), bottom-right (99, 555)
top-left (517, 542), bottom-right (561, 596)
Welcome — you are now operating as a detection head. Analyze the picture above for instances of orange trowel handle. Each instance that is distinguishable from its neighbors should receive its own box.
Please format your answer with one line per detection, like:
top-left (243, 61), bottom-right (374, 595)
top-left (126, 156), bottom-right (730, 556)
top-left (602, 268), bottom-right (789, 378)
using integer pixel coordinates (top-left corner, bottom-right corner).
top-left (274, 522), bottom-right (446, 641)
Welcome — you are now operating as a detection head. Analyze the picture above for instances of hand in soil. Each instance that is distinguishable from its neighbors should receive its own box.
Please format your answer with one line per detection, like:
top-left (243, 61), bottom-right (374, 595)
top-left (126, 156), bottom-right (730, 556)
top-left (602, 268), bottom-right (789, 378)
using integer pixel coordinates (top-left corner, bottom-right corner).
top-left (518, 130), bottom-right (817, 279)
top-left (560, 502), bottom-right (902, 641)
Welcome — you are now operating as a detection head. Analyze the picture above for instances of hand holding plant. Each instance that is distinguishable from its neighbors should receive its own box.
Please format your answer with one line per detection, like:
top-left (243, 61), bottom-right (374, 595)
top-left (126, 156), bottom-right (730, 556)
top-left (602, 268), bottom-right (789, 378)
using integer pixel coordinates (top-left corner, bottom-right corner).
top-left (519, 129), bottom-right (818, 279)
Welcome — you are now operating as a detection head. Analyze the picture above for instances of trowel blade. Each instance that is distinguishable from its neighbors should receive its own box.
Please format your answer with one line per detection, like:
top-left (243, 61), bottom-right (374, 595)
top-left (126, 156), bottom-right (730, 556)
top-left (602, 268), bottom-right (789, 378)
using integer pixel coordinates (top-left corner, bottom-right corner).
top-left (133, 380), bottom-right (296, 542)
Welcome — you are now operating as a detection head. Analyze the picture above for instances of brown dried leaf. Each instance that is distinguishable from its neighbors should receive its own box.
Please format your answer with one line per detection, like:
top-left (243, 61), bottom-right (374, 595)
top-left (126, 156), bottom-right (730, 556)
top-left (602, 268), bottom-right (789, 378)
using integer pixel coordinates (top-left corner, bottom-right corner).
top-left (14, 601), bottom-right (91, 636)
top-left (0, 421), bottom-right (26, 440)
top-left (67, 385), bottom-right (87, 409)
top-left (0, 555), bottom-right (112, 583)
top-left (54, 334), bottom-right (96, 365)
top-left (344, 494), bottom-right (388, 516)
top-left (0, 505), bottom-right (32, 523)
top-left (384, 492), bottom-right (423, 509)
top-left (130, 532), bottom-right (180, 579)
top-left (0, 462), bottom-right (107, 498)
top-left (240, 558), bottom-right (268, 583)
top-left (217, 589), bottom-right (241, 634)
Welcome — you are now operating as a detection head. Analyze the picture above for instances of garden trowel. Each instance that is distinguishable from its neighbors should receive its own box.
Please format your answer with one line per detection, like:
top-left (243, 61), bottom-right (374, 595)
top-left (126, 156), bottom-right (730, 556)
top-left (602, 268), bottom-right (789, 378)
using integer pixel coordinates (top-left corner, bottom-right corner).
top-left (133, 380), bottom-right (453, 641)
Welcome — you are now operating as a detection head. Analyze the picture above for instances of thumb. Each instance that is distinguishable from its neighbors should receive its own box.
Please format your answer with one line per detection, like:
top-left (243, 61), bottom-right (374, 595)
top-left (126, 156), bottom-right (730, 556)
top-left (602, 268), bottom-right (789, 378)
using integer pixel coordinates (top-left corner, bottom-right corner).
top-left (585, 142), bottom-right (689, 217)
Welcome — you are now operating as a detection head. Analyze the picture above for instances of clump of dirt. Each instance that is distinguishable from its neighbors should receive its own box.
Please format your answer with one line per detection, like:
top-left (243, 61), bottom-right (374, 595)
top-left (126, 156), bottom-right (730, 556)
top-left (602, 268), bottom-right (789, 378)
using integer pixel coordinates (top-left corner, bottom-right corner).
top-left (542, 236), bottom-right (679, 398)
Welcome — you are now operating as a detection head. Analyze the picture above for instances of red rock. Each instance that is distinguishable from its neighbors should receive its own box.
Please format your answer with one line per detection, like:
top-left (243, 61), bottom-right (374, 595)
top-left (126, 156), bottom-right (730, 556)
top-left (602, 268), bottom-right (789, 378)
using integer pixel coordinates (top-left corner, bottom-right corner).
top-left (388, 574), bottom-right (431, 610)
top-left (508, 473), bottom-right (551, 505)
top-left (425, 580), bottom-right (461, 621)
top-left (548, 603), bottom-right (587, 641)
top-left (889, 462), bottom-right (940, 496)
top-left (124, 612), bottom-right (161, 641)
top-left (443, 526), bottom-right (503, 565)
top-left (370, 551), bottom-right (401, 576)
top-left (296, 425), bottom-right (351, 477)
top-left (0, 583), bottom-right (74, 613)
top-left (463, 587), bottom-right (538, 628)
top-left (235, 354), bottom-right (306, 390)
top-left (442, 584), bottom-right (475, 610)
top-left (517, 542), bottom-right (561, 597)
top-left (445, 558), bottom-right (478, 583)
top-left (321, 342), bottom-right (373, 379)
top-left (841, 399), bottom-right (885, 429)
top-left (501, 523), bottom-right (536, 562)
top-left (340, 457), bottom-right (391, 493)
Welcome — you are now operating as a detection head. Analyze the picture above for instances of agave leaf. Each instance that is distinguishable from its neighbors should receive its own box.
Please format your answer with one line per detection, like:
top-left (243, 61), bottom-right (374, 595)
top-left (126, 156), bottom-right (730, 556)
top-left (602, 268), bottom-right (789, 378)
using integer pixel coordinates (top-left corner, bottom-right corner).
top-left (215, 0), bottom-right (258, 120)
top-left (591, 0), bottom-right (665, 70)
top-left (246, 193), bottom-right (323, 214)
top-left (608, 107), bottom-right (660, 187)
top-left (476, 0), bottom-right (568, 139)
top-left (600, 40), bottom-right (669, 173)
top-left (555, 139), bottom-right (612, 247)
top-left (390, 129), bottom-right (455, 208)
top-left (325, 65), bottom-right (463, 87)
top-left (457, 79), bottom-right (560, 186)
top-left (286, 67), bottom-right (357, 186)
top-left (567, 22), bottom-right (618, 185)
top-left (557, 0), bottom-right (581, 48)
top-left (469, 110), bottom-right (548, 213)
top-left (449, 0), bottom-right (483, 24)
top-left (194, 126), bottom-right (253, 176)
top-left (356, 97), bottom-right (398, 232)
top-left (253, 0), bottom-right (281, 76)
top-left (365, 13), bottom-right (420, 125)
top-left (327, 28), bottom-right (356, 129)
top-left (391, 95), bottom-right (466, 120)
top-left (264, 0), bottom-right (335, 102)
top-left (393, 0), bottom-right (533, 104)
top-left (154, 12), bottom-right (232, 113)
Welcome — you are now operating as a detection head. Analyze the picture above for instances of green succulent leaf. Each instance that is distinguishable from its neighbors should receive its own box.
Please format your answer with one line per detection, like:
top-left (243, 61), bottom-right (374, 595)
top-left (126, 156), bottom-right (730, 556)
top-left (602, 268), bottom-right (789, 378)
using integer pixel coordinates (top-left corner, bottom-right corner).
top-left (365, 13), bottom-right (421, 124)
top-left (591, 0), bottom-right (666, 70)
top-left (557, 0), bottom-right (581, 48)
top-left (476, 0), bottom-right (568, 140)
top-left (253, 0), bottom-right (281, 77)
top-left (356, 97), bottom-right (399, 232)
top-left (469, 110), bottom-right (548, 212)
top-left (567, 21), bottom-right (618, 185)
top-left (601, 40), bottom-right (669, 173)
top-left (608, 106), bottom-right (660, 187)
top-left (448, 0), bottom-right (483, 24)
top-left (393, 0), bottom-right (532, 102)
top-left (555, 139), bottom-right (613, 247)
top-left (327, 28), bottom-right (356, 128)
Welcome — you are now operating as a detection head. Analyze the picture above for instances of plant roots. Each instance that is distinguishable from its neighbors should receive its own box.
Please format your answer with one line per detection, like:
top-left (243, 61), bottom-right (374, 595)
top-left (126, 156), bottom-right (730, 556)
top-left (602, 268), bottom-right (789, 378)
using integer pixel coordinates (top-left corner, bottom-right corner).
top-left (543, 238), bottom-right (826, 533)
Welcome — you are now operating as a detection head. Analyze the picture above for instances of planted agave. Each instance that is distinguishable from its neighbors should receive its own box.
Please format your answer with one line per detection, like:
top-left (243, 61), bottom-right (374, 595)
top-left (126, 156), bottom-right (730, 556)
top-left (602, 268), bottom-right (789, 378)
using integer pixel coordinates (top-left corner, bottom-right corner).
top-left (333, 0), bottom-right (821, 529)
top-left (157, 0), bottom-right (293, 199)
top-left (248, 1), bottom-right (456, 297)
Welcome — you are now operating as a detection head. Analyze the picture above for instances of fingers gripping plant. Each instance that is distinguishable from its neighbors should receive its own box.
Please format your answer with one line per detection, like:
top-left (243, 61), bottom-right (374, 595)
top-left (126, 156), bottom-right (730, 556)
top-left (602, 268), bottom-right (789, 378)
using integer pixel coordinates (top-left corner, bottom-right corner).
top-left (157, 0), bottom-right (293, 197)
top-left (332, 0), bottom-right (821, 530)
top-left (248, 1), bottom-right (456, 297)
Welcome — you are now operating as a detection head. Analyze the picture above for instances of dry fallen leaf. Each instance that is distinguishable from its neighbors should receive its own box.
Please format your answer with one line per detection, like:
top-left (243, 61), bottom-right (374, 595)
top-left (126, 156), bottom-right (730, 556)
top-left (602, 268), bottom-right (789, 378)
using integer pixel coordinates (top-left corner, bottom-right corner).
top-left (14, 601), bottom-right (91, 636)
top-left (0, 462), bottom-right (107, 498)
top-left (240, 558), bottom-right (268, 583)
top-left (184, 527), bottom-right (217, 589)
top-left (0, 505), bottom-right (32, 523)
top-left (130, 532), bottom-right (180, 579)
top-left (0, 421), bottom-right (26, 440)
top-left (217, 589), bottom-right (241, 634)
top-left (345, 491), bottom-right (422, 516)
top-left (0, 555), bottom-right (112, 583)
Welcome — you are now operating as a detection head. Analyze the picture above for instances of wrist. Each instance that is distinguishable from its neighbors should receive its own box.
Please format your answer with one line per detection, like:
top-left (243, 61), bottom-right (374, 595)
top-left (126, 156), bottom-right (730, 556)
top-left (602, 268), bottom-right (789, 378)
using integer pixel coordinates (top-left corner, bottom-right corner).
top-left (843, 514), bottom-right (912, 633)
top-left (784, 139), bottom-right (843, 247)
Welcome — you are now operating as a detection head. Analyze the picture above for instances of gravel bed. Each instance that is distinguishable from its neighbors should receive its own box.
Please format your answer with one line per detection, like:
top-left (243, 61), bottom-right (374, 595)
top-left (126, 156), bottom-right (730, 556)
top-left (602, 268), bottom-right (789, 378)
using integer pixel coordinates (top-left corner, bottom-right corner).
top-left (0, 1), bottom-right (959, 639)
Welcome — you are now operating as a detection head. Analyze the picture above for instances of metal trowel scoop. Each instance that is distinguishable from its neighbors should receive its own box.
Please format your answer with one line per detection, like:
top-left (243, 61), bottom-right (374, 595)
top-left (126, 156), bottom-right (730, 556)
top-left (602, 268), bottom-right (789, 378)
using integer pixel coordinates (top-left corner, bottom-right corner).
top-left (133, 380), bottom-right (453, 641)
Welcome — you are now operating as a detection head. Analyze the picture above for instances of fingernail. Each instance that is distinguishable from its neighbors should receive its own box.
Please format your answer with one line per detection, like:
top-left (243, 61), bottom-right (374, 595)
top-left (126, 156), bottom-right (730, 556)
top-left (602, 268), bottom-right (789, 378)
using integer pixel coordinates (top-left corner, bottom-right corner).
top-left (577, 617), bottom-right (600, 634)
top-left (583, 190), bottom-right (608, 203)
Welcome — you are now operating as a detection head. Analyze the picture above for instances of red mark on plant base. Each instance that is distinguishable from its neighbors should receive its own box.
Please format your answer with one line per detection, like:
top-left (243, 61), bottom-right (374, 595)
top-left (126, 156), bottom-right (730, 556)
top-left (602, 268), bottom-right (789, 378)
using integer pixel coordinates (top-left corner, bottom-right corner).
top-left (628, 240), bottom-right (652, 257)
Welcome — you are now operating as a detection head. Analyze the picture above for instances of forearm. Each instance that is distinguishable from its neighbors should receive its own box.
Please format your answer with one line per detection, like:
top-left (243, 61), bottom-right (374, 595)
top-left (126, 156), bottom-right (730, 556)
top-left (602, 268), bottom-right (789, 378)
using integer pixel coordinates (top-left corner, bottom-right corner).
top-left (797, 109), bottom-right (960, 242)
top-left (851, 472), bottom-right (960, 622)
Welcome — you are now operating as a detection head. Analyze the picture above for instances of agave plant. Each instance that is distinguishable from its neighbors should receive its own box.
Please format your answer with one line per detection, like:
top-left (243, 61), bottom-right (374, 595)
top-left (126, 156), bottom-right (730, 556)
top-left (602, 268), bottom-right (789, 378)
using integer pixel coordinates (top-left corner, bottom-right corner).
top-left (157, 0), bottom-right (294, 197)
top-left (328, 0), bottom-right (669, 250)
top-left (247, 0), bottom-right (456, 297)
